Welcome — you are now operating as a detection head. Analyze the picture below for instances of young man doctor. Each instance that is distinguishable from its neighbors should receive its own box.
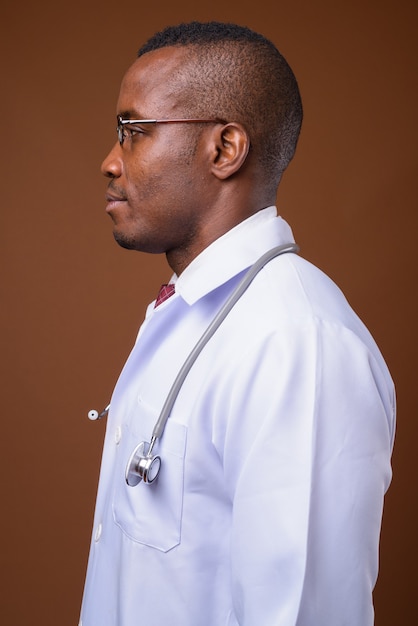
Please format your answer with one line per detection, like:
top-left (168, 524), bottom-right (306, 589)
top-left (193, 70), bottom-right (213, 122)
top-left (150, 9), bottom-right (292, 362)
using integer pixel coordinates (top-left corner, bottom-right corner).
top-left (80, 21), bottom-right (396, 626)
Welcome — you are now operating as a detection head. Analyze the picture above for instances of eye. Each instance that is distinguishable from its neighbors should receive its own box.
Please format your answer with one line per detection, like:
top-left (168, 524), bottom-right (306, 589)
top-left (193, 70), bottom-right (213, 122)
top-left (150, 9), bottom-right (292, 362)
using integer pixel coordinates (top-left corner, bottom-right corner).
top-left (123, 124), bottom-right (145, 140)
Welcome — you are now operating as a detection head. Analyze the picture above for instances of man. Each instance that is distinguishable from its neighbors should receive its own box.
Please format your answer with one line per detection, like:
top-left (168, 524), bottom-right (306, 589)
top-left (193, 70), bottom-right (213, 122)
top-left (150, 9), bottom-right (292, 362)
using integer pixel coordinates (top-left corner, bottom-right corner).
top-left (80, 21), bottom-right (395, 626)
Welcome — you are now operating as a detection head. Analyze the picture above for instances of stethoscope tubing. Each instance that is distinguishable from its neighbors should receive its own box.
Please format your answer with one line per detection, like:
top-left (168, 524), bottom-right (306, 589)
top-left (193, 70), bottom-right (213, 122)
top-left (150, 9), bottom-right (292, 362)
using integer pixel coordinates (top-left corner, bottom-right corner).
top-left (90, 242), bottom-right (299, 483)
top-left (147, 242), bottom-right (299, 453)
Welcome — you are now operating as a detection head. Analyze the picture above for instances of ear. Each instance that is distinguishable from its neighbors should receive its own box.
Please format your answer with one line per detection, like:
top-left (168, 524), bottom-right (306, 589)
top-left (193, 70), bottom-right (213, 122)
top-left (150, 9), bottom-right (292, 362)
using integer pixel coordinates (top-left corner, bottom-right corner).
top-left (210, 123), bottom-right (250, 180)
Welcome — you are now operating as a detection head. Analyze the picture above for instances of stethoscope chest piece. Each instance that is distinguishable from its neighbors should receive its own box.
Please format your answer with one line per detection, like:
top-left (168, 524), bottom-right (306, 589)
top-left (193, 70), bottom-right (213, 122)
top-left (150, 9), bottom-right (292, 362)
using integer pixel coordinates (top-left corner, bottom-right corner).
top-left (125, 441), bottom-right (161, 486)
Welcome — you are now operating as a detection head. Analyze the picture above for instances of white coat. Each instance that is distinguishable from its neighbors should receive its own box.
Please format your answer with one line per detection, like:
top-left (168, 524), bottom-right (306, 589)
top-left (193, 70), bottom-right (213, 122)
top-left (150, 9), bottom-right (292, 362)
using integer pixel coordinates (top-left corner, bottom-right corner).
top-left (80, 207), bottom-right (395, 626)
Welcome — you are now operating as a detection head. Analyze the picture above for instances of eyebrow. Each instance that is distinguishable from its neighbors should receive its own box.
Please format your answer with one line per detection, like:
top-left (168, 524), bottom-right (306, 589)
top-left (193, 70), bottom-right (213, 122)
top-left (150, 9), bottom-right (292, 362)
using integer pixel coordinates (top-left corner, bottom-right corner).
top-left (117, 110), bottom-right (146, 120)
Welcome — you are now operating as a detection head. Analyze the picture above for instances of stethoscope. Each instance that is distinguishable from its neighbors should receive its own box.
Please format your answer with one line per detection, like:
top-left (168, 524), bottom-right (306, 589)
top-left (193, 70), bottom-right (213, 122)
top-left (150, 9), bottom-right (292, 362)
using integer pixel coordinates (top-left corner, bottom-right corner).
top-left (88, 242), bottom-right (299, 487)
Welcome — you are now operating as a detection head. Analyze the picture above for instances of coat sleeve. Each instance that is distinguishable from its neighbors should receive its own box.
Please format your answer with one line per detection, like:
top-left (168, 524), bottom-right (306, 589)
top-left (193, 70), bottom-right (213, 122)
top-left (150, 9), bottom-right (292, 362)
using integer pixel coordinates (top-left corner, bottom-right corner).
top-left (213, 318), bottom-right (395, 626)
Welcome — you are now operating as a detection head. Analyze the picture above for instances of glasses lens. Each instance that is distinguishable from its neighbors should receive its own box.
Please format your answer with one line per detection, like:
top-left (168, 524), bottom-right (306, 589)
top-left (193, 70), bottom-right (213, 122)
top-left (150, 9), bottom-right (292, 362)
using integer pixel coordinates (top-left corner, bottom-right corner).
top-left (116, 116), bottom-right (124, 145)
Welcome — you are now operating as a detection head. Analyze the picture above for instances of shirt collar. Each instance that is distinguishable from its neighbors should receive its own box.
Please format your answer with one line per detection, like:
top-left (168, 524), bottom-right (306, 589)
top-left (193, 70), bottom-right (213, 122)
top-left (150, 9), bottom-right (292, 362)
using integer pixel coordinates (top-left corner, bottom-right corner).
top-left (174, 206), bottom-right (295, 305)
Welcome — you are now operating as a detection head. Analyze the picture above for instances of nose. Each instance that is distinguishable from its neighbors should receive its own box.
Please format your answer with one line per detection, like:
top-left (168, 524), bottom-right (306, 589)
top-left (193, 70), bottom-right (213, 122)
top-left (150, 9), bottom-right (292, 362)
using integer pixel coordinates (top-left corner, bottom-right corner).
top-left (101, 142), bottom-right (123, 178)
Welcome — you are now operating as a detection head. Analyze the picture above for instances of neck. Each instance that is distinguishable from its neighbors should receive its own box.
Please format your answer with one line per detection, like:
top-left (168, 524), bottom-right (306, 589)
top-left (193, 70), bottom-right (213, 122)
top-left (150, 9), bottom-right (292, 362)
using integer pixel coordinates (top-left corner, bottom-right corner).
top-left (166, 190), bottom-right (276, 275)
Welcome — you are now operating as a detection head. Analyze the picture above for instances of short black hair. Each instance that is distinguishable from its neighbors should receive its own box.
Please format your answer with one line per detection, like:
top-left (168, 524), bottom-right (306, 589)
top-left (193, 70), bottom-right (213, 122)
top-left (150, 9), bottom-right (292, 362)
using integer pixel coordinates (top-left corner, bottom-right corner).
top-left (138, 21), bottom-right (303, 187)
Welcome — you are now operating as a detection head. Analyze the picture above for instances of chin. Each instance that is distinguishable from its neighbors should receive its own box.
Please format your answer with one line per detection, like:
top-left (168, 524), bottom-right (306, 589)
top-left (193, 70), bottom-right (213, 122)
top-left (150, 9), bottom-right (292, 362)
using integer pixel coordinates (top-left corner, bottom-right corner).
top-left (113, 231), bottom-right (140, 251)
top-left (113, 230), bottom-right (166, 254)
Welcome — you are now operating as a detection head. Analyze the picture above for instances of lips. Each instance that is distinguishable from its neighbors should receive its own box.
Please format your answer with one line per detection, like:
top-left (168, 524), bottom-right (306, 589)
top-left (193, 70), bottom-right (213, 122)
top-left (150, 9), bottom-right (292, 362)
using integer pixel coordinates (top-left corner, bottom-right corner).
top-left (106, 190), bottom-right (127, 202)
top-left (105, 185), bottom-right (128, 212)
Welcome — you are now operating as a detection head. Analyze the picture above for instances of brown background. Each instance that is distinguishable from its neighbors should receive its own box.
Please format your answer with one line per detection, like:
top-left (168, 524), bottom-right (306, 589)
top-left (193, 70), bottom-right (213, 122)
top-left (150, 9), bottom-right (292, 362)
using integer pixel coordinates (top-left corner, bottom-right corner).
top-left (1, 0), bottom-right (417, 624)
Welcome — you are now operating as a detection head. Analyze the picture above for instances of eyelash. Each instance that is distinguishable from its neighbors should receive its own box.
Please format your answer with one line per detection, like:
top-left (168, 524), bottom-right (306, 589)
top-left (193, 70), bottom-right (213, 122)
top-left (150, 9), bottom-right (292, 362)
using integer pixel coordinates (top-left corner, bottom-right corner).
top-left (122, 125), bottom-right (146, 140)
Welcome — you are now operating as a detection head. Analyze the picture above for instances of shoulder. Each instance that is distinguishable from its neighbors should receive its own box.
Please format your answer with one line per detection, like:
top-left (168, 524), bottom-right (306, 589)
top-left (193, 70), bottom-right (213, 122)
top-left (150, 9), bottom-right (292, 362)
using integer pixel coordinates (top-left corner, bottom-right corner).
top-left (208, 252), bottom-right (392, 389)
top-left (225, 252), bottom-right (361, 335)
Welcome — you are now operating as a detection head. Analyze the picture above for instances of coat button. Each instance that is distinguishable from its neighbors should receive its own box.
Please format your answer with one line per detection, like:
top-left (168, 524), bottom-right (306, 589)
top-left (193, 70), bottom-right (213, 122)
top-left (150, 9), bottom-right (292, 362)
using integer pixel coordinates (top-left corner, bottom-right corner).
top-left (94, 523), bottom-right (102, 542)
top-left (115, 426), bottom-right (122, 444)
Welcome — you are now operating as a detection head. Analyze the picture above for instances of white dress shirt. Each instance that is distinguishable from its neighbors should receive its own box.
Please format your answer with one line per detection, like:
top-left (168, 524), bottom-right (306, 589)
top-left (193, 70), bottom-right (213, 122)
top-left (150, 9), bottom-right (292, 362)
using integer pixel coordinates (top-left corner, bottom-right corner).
top-left (80, 206), bottom-right (395, 626)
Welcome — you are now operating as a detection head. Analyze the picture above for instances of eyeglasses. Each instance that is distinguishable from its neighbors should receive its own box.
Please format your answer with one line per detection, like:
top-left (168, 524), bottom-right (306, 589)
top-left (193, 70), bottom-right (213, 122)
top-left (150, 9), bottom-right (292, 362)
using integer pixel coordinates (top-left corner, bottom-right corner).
top-left (117, 115), bottom-right (225, 146)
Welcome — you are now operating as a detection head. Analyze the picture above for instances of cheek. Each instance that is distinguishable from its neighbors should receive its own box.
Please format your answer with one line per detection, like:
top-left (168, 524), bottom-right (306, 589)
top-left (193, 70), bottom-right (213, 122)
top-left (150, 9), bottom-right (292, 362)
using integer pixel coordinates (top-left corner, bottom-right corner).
top-left (122, 132), bottom-right (202, 217)
top-left (124, 146), bottom-right (170, 195)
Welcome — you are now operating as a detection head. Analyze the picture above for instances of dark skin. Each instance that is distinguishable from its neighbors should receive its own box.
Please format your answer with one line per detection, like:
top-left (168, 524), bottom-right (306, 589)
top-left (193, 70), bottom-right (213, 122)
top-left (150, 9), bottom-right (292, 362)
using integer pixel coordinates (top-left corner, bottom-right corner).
top-left (101, 46), bottom-right (276, 276)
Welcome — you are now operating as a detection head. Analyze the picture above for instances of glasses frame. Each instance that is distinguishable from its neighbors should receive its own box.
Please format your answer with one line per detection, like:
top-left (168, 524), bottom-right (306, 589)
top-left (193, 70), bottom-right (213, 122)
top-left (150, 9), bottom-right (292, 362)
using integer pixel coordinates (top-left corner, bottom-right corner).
top-left (116, 115), bottom-right (226, 146)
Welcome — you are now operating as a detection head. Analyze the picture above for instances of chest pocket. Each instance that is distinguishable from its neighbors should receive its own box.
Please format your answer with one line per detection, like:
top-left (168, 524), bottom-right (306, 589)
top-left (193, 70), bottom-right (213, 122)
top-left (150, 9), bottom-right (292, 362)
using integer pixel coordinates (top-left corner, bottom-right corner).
top-left (112, 399), bottom-right (187, 552)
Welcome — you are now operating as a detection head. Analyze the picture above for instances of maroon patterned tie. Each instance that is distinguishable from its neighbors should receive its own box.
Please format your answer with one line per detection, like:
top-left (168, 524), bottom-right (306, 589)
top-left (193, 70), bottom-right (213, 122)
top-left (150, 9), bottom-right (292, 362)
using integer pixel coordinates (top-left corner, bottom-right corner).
top-left (154, 283), bottom-right (176, 308)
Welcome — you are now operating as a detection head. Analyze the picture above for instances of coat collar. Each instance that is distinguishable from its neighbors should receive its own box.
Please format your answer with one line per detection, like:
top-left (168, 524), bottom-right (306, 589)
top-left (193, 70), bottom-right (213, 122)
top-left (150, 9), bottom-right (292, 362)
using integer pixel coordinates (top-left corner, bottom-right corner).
top-left (173, 207), bottom-right (295, 306)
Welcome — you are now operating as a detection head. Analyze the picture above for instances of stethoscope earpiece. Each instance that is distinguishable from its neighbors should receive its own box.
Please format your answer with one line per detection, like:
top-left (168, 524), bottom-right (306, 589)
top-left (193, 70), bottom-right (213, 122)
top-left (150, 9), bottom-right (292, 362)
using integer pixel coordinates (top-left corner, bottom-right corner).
top-left (87, 405), bottom-right (110, 421)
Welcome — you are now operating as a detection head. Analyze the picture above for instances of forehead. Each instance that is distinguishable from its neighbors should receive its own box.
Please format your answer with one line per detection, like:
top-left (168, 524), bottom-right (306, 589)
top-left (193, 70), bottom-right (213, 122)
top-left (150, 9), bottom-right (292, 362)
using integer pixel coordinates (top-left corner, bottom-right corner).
top-left (117, 47), bottom-right (192, 116)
